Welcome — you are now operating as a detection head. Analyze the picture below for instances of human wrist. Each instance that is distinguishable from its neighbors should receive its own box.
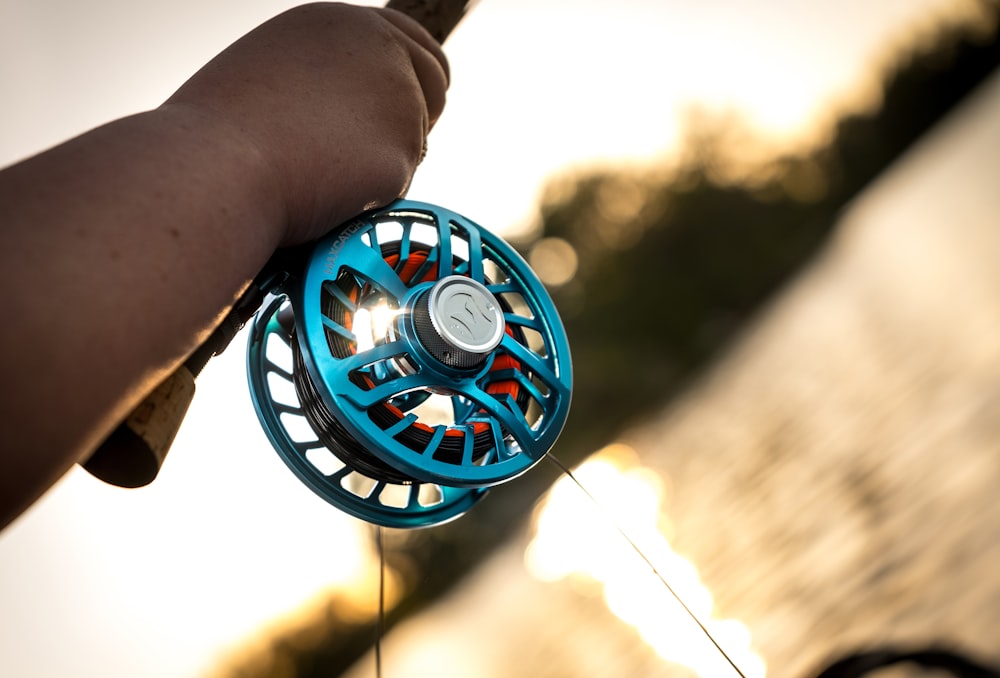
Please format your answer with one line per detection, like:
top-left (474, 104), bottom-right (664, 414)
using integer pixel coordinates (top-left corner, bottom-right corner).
top-left (152, 101), bottom-right (288, 250)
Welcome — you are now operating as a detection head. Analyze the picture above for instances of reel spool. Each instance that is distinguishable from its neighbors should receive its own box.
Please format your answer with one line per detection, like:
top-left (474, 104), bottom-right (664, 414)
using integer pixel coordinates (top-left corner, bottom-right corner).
top-left (247, 200), bottom-right (572, 528)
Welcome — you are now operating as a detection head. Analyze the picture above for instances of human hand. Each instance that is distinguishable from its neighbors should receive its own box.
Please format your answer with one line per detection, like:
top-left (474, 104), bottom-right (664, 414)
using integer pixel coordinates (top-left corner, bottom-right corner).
top-left (165, 2), bottom-right (450, 245)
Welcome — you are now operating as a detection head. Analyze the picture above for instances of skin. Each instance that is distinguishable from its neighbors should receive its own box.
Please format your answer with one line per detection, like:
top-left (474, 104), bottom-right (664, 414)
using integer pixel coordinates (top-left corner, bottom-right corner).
top-left (0, 3), bottom-right (450, 530)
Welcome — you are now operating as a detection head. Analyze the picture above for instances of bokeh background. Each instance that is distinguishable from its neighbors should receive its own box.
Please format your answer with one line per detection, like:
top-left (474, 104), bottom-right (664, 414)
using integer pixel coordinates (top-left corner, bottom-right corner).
top-left (1, 1), bottom-right (999, 677)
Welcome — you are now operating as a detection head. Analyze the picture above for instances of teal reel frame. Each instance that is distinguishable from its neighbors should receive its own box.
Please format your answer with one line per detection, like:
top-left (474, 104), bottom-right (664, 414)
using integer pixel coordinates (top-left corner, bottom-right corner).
top-left (246, 200), bottom-right (572, 528)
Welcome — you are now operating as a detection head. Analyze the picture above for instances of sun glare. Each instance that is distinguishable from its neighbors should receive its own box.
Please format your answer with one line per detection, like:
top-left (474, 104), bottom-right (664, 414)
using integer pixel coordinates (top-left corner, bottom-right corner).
top-left (354, 303), bottom-right (398, 353)
top-left (526, 445), bottom-right (766, 678)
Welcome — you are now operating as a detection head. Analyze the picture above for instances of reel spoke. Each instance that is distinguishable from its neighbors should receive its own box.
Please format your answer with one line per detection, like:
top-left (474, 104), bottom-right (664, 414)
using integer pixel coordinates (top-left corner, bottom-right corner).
top-left (328, 339), bottom-right (408, 379)
top-left (502, 311), bottom-right (545, 332)
top-left (498, 332), bottom-right (567, 399)
top-left (343, 372), bottom-right (437, 410)
top-left (462, 219), bottom-right (486, 283)
top-left (339, 238), bottom-right (411, 302)
top-left (455, 384), bottom-right (536, 457)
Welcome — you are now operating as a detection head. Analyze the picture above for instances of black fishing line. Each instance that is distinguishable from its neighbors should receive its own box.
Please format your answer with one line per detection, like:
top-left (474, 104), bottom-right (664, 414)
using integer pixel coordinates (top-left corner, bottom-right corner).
top-left (375, 525), bottom-right (385, 678)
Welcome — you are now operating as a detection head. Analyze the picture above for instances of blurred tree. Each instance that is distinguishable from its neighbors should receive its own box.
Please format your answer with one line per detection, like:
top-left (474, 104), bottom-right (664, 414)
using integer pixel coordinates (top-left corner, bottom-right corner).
top-left (214, 4), bottom-right (1000, 677)
top-left (545, 3), bottom-right (1000, 461)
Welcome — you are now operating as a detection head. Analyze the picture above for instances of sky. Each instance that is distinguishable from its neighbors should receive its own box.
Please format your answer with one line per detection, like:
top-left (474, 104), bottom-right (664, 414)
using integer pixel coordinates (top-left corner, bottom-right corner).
top-left (0, 1), bottom-right (981, 677)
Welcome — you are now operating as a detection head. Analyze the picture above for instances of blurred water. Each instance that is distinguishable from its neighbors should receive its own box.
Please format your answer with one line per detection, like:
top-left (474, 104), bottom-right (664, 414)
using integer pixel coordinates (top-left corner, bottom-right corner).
top-left (342, 72), bottom-right (1000, 678)
top-left (639, 70), bottom-right (1000, 676)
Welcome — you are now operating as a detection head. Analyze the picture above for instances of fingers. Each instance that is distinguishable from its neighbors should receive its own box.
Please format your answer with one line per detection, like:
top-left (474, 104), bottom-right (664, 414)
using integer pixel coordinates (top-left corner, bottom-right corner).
top-left (161, 2), bottom-right (454, 245)
top-left (377, 7), bottom-right (451, 84)
top-left (377, 7), bottom-right (451, 129)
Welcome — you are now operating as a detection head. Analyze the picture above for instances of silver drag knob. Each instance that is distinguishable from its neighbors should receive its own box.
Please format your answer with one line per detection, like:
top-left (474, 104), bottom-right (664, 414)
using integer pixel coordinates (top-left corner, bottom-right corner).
top-left (413, 276), bottom-right (505, 369)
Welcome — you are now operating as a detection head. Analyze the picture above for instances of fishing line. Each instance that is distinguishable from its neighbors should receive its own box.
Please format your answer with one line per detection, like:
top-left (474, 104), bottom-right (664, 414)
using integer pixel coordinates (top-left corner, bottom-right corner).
top-left (546, 454), bottom-right (748, 678)
top-left (375, 525), bottom-right (385, 678)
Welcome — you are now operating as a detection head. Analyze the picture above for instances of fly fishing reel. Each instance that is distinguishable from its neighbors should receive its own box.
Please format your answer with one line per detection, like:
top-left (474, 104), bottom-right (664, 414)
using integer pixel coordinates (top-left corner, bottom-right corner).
top-left (246, 200), bottom-right (572, 528)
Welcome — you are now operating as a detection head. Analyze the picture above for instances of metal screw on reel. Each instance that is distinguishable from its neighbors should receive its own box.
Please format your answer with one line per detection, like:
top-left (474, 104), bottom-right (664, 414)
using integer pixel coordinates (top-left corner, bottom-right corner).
top-left (246, 200), bottom-right (572, 529)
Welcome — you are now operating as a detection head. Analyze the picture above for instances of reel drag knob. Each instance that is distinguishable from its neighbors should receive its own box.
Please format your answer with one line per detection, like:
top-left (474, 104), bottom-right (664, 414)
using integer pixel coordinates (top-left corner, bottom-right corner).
top-left (411, 276), bottom-right (505, 370)
top-left (247, 200), bottom-right (572, 529)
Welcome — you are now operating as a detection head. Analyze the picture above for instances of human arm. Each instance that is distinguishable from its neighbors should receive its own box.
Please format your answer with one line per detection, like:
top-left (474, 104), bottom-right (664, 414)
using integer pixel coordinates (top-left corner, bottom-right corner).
top-left (0, 2), bottom-right (449, 529)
